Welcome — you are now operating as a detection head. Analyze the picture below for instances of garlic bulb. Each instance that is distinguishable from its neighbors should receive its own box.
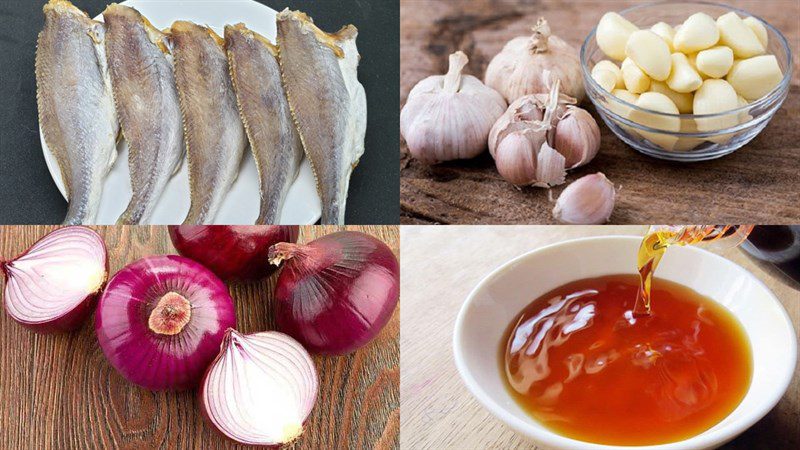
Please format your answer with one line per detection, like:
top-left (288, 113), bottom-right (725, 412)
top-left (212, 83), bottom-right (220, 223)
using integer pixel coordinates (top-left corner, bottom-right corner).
top-left (485, 18), bottom-right (584, 103)
top-left (489, 78), bottom-right (570, 187)
top-left (553, 173), bottom-right (616, 224)
top-left (401, 51), bottom-right (507, 164)
top-left (554, 106), bottom-right (601, 168)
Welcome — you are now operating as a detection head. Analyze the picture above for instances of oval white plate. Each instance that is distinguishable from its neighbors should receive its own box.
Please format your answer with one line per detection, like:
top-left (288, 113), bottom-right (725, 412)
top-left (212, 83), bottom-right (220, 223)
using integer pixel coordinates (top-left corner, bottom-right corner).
top-left (39, 0), bottom-right (321, 225)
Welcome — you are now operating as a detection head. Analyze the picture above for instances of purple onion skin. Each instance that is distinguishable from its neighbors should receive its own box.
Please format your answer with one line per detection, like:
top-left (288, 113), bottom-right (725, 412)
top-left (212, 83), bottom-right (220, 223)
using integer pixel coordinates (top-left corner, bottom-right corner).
top-left (1, 226), bottom-right (108, 333)
top-left (273, 231), bottom-right (400, 355)
top-left (95, 255), bottom-right (236, 390)
top-left (169, 225), bottom-right (299, 282)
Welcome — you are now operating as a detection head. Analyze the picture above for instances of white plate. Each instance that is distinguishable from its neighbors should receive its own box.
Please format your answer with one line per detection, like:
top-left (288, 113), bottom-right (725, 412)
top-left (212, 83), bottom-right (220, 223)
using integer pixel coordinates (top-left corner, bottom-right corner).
top-left (39, 0), bottom-right (321, 225)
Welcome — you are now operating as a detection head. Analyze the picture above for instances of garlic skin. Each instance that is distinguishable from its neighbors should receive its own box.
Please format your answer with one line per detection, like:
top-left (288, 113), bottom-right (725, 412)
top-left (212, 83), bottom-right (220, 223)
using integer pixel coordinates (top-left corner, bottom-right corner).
top-left (485, 18), bottom-right (584, 103)
top-left (553, 173), bottom-right (616, 224)
top-left (554, 106), bottom-right (601, 168)
top-left (401, 51), bottom-right (506, 164)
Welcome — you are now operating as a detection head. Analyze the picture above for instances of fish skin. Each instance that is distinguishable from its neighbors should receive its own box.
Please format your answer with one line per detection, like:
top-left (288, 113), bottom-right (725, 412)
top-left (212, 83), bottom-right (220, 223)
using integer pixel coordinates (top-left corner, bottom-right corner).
top-left (225, 23), bottom-right (303, 225)
top-left (36, 0), bottom-right (119, 225)
top-left (276, 9), bottom-right (367, 225)
top-left (170, 21), bottom-right (247, 225)
top-left (103, 4), bottom-right (184, 225)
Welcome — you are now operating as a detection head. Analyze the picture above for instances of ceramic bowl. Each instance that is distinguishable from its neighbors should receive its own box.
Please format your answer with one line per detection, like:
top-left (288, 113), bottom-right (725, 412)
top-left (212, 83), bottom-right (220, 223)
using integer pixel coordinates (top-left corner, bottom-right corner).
top-left (453, 236), bottom-right (797, 450)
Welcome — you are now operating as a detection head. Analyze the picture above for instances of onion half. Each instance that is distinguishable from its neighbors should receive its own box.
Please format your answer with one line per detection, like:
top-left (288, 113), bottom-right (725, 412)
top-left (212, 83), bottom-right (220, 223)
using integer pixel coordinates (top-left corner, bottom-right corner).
top-left (2, 226), bottom-right (107, 332)
top-left (169, 225), bottom-right (300, 281)
top-left (269, 231), bottom-right (400, 354)
top-left (95, 255), bottom-right (236, 390)
top-left (200, 330), bottom-right (318, 446)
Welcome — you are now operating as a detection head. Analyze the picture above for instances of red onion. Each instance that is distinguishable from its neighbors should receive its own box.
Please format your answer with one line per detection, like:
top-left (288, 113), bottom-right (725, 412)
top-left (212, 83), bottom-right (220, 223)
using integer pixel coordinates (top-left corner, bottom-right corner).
top-left (95, 255), bottom-right (236, 390)
top-left (269, 231), bottom-right (400, 354)
top-left (168, 225), bottom-right (299, 281)
top-left (2, 226), bottom-right (107, 332)
top-left (200, 329), bottom-right (318, 446)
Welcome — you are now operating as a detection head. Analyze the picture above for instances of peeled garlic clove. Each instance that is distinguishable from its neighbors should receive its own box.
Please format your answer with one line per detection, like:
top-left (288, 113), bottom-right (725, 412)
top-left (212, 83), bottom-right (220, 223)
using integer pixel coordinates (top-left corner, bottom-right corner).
top-left (717, 12), bottom-right (765, 58)
top-left (554, 106), bottom-right (601, 169)
top-left (666, 52), bottom-right (703, 93)
top-left (401, 51), bottom-right (507, 163)
top-left (693, 79), bottom-right (739, 133)
top-left (630, 92), bottom-right (680, 150)
top-left (592, 60), bottom-right (624, 89)
top-left (650, 22), bottom-right (676, 52)
top-left (625, 30), bottom-right (672, 81)
top-left (596, 12), bottom-right (638, 61)
top-left (743, 16), bottom-right (768, 48)
top-left (726, 54), bottom-right (783, 101)
top-left (553, 173), bottom-right (615, 224)
top-left (621, 58), bottom-right (651, 94)
top-left (485, 18), bottom-right (584, 102)
top-left (649, 81), bottom-right (694, 114)
top-left (592, 69), bottom-right (618, 92)
top-left (673, 12), bottom-right (719, 53)
top-left (695, 46), bottom-right (734, 79)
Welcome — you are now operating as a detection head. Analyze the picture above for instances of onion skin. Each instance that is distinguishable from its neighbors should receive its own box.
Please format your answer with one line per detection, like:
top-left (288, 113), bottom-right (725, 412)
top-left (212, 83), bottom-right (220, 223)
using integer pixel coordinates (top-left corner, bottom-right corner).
top-left (200, 329), bottom-right (318, 446)
top-left (168, 225), bottom-right (299, 282)
top-left (2, 226), bottom-right (107, 333)
top-left (270, 231), bottom-right (400, 355)
top-left (95, 255), bottom-right (236, 390)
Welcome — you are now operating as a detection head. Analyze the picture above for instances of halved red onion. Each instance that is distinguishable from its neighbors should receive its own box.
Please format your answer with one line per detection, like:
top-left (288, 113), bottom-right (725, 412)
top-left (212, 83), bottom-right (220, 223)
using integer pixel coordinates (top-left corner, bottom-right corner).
top-left (269, 231), bottom-right (400, 354)
top-left (2, 226), bottom-right (107, 332)
top-left (200, 329), bottom-right (318, 446)
top-left (95, 255), bottom-right (236, 390)
top-left (168, 225), bottom-right (299, 281)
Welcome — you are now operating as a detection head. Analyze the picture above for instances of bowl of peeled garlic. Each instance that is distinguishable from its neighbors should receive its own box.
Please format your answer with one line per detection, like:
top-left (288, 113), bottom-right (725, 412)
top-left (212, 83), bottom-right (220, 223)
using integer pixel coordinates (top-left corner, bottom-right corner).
top-left (580, 1), bottom-right (792, 161)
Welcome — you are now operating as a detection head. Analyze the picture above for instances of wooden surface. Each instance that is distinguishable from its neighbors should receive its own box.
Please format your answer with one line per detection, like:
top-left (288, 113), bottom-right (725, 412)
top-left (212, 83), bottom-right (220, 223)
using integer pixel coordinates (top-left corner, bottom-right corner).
top-left (0, 226), bottom-right (399, 450)
top-left (400, 0), bottom-right (800, 224)
top-left (400, 225), bottom-right (800, 449)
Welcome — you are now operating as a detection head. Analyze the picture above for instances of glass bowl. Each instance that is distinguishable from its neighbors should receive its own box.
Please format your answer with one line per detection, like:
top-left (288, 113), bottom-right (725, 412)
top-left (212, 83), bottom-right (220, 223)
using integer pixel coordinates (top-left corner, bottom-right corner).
top-left (580, 1), bottom-right (792, 162)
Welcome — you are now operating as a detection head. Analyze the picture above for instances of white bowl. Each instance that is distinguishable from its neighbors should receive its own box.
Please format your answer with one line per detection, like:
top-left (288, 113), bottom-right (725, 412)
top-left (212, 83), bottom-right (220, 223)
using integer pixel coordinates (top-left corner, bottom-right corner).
top-left (453, 236), bottom-right (797, 450)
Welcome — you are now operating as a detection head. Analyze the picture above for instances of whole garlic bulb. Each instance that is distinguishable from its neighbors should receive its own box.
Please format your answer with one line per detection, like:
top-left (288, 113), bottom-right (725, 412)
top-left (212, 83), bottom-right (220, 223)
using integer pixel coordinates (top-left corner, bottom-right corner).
top-left (485, 18), bottom-right (585, 103)
top-left (554, 106), bottom-right (601, 168)
top-left (401, 51), bottom-right (507, 164)
top-left (553, 173), bottom-right (616, 224)
top-left (488, 79), bottom-right (569, 187)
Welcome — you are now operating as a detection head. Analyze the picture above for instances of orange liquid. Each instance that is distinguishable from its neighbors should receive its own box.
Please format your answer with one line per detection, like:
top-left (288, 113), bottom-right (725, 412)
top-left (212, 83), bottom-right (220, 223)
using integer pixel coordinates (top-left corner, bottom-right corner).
top-left (502, 275), bottom-right (752, 446)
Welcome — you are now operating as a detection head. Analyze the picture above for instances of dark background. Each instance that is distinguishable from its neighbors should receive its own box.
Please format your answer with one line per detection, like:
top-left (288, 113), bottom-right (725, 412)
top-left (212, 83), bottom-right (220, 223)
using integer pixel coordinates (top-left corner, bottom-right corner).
top-left (0, 0), bottom-right (399, 224)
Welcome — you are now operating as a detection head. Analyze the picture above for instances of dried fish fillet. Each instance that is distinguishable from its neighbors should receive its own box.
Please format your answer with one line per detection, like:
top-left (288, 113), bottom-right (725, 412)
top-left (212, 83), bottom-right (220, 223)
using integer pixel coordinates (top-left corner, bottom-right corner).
top-left (36, 0), bottom-right (119, 224)
top-left (104, 4), bottom-right (183, 224)
top-left (225, 23), bottom-right (303, 224)
top-left (171, 21), bottom-right (246, 224)
top-left (277, 9), bottom-right (367, 225)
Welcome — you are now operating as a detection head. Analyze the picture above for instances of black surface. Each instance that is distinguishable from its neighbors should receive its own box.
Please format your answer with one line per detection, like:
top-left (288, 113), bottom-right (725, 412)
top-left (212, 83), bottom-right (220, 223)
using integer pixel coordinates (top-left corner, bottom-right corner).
top-left (0, 0), bottom-right (399, 224)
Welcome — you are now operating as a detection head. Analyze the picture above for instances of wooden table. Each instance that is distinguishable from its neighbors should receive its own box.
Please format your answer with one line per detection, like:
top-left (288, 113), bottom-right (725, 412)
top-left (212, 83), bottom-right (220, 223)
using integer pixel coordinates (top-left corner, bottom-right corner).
top-left (400, 0), bottom-right (800, 224)
top-left (0, 226), bottom-right (399, 449)
top-left (400, 225), bottom-right (800, 449)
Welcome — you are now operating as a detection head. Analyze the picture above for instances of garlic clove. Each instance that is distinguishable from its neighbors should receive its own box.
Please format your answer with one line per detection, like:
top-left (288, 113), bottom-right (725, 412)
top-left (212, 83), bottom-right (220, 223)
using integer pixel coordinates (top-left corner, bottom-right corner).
top-left (742, 17), bottom-right (768, 49)
top-left (592, 60), bottom-right (624, 89)
top-left (625, 30), bottom-right (672, 81)
top-left (673, 12), bottom-right (720, 53)
top-left (553, 173), bottom-right (616, 224)
top-left (554, 106), bottom-right (601, 169)
top-left (494, 131), bottom-right (541, 186)
top-left (596, 12), bottom-right (639, 61)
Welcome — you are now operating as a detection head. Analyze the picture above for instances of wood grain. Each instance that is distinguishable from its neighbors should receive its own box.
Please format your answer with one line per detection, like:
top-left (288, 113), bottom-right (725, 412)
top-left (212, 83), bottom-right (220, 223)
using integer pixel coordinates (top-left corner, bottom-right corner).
top-left (400, 0), bottom-right (800, 224)
top-left (0, 225), bottom-right (399, 450)
top-left (399, 225), bottom-right (800, 449)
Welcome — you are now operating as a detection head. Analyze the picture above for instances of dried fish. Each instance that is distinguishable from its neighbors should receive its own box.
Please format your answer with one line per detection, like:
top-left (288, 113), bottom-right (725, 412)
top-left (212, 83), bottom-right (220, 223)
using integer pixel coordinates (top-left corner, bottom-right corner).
top-left (277, 9), bottom-right (367, 225)
top-left (103, 4), bottom-right (183, 224)
top-left (36, 0), bottom-right (119, 224)
top-left (225, 23), bottom-right (303, 224)
top-left (171, 21), bottom-right (247, 224)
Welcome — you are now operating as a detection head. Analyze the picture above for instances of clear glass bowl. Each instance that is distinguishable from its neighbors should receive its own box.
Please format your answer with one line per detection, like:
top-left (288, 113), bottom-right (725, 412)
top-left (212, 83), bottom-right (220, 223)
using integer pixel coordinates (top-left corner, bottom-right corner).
top-left (580, 1), bottom-right (792, 161)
